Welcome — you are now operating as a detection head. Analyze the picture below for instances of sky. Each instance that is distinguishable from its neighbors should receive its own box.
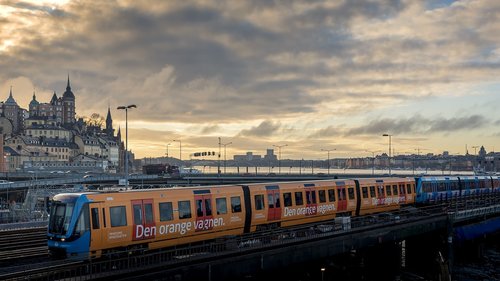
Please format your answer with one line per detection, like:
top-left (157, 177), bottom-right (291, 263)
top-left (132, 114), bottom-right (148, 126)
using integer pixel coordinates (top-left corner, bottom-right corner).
top-left (1, 0), bottom-right (500, 160)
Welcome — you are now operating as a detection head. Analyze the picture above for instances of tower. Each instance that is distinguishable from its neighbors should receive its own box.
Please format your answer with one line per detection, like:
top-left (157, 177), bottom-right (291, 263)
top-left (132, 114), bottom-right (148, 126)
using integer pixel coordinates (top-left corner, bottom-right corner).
top-left (62, 75), bottom-right (76, 125)
top-left (3, 86), bottom-right (21, 134)
top-left (105, 106), bottom-right (114, 136)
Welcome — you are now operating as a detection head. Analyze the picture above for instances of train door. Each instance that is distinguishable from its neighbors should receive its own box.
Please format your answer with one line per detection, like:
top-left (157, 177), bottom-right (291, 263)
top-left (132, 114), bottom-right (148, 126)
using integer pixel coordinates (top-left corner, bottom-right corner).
top-left (398, 183), bottom-right (406, 204)
top-left (266, 185), bottom-right (281, 221)
top-left (89, 202), bottom-right (104, 256)
top-left (132, 199), bottom-right (155, 240)
top-left (304, 184), bottom-right (317, 215)
top-left (376, 181), bottom-right (385, 206)
top-left (337, 185), bottom-right (347, 211)
top-left (195, 193), bottom-right (214, 231)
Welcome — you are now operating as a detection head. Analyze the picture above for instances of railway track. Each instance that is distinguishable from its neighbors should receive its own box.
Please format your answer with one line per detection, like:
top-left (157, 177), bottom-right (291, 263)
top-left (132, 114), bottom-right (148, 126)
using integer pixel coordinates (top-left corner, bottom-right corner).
top-left (0, 227), bottom-right (48, 261)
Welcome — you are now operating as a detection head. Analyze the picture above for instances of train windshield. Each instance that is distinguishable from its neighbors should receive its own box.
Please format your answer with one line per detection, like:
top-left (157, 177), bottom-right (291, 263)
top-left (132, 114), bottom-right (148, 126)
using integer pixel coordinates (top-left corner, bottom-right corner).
top-left (49, 202), bottom-right (75, 235)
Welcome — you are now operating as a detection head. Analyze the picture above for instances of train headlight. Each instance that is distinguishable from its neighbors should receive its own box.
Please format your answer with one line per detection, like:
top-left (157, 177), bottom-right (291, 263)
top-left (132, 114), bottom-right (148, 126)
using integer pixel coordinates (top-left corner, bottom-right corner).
top-left (61, 238), bottom-right (65, 242)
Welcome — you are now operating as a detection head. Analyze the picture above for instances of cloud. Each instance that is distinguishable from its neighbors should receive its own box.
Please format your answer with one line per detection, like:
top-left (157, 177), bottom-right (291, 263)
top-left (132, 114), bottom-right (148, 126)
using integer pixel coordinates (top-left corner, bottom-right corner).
top-left (347, 114), bottom-right (489, 136)
top-left (200, 125), bottom-right (220, 134)
top-left (308, 126), bottom-right (340, 139)
top-left (238, 120), bottom-right (281, 137)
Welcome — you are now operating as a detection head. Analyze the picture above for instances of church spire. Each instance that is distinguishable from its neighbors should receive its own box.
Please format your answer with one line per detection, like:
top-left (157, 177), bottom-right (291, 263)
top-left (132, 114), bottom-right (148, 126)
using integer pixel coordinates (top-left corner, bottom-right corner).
top-left (106, 106), bottom-right (114, 136)
top-left (66, 74), bottom-right (71, 91)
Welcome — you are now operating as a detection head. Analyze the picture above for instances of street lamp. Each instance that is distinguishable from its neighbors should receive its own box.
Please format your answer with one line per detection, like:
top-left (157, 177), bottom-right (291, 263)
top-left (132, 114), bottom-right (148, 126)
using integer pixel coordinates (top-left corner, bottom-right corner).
top-left (117, 104), bottom-right (137, 190)
top-left (366, 150), bottom-right (380, 176)
top-left (166, 143), bottom-right (171, 158)
top-left (321, 267), bottom-right (326, 281)
top-left (222, 141), bottom-right (232, 174)
top-left (321, 148), bottom-right (336, 175)
top-left (273, 144), bottom-right (288, 174)
top-left (172, 139), bottom-right (182, 163)
top-left (382, 134), bottom-right (392, 176)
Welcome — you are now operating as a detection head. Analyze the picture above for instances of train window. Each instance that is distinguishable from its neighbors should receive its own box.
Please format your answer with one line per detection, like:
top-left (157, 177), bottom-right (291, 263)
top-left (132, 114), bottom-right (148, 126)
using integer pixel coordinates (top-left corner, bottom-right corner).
top-left (216, 198), bottom-right (227, 215)
top-left (110, 206), bottom-right (127, 227)
top-left (386, 185), bottom-right (392, 196)
top-left (338, 189), bottom-right (346, 200)
top-left (377, 186), bottom-right (384, 196)
top-left (283, 192), bottom-right (292, 207)
top-left (205, 199), bottom-right (212, 216)
top-left (255, 195), bottom-right (265, 210)
top-left (133, 204), bottom-right (142, 225)
top-left (306, 190), bottom-right (317, 204)
top-left (407, 184), bottom-right (412, 194)
top-left (318, 190), bottom-right (326, 203)
top-left (268, 194), bottom-right (274, 208)
top-left (178, 201), bottom-right (192, 219)
top-left (348, 188), bottom-right (355, 200)
top-left (159, 202), bottom-right (173, 221)
top-left (91, 208), bottom-right (100, 229)
top-left (328, 189), bottom-right (336, 202)
top-left (196, 199), bottom-right (204, 217)
top-left (231, 196), bottom-right (242, 213)
top-left (74, 204), bottom-right (90, 235)
top-left (369, 186), bottom-right (376, 198)
top-left (362, 187), bottom-right (368, 199)
top-left (145, 203), bottom-right (154, 224)
top-left (399, 184), bottom-right (405, 195)
top-left (392, 185), bottom-right (398, 195)
top-left (295, 192), bottom-right (304, 205)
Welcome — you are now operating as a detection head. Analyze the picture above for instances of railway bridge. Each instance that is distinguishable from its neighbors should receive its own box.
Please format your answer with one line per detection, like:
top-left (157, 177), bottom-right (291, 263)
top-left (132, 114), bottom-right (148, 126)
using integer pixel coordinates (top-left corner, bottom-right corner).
top-left (1, 194), bottom-right (499, 281)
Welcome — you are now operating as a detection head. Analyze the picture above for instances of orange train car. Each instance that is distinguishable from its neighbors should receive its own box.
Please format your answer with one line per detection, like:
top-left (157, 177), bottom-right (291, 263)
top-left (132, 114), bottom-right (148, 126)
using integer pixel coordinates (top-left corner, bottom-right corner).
top-left (47, 178), bottom-right (416, 259)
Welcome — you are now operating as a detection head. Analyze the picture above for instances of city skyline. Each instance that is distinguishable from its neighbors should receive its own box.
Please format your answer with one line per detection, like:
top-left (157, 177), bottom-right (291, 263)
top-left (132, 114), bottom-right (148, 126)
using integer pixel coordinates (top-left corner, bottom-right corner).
top-left (1, 1), bottom-right (500, 159)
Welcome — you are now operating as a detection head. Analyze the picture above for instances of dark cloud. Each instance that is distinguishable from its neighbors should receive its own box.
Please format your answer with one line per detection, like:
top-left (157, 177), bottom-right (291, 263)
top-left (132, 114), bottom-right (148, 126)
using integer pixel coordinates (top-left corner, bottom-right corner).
top-left (308, 126), bottom-right (340, 139)
top-left (238, 120), bottom-right (281, 137)
top-left (200, 125), bottom-right (220, 134)
top-left (347, 115), bottom-right (489, 136)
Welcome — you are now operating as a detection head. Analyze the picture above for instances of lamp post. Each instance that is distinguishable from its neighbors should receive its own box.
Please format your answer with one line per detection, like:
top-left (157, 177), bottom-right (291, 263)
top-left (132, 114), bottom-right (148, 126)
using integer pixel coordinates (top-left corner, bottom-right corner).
top-left (321, 267), bottom-right (325, 281)
top-left (117, 104), bottom-right (137, 190)
top-left (165, 143), bottom-right (171, 158)
top-left (382, 134), bottom-right (392, 176)
top-left (273, 144), bottom-right (288, 174)
top-left (172, 139), bottom-right (182, 163)
top-left (366, 150), bottom-right (380, 176)
top-left (321, 148), bottom-right (336, 175)
top-left (222, 141), bottom-right (232, 174)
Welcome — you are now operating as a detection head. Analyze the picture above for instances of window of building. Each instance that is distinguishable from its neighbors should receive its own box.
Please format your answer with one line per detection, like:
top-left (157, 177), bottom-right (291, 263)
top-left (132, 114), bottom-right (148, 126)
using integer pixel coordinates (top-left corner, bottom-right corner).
top-left (178, 200), bottom-right (192, 219)
top-left (110, 206), bottom-right (127, 227)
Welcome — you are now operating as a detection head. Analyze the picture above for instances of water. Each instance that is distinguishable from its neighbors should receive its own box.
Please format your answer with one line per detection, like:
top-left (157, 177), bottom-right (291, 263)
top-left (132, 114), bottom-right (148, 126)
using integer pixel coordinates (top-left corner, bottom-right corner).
top-left (192, 166), bottom-right (473, 176)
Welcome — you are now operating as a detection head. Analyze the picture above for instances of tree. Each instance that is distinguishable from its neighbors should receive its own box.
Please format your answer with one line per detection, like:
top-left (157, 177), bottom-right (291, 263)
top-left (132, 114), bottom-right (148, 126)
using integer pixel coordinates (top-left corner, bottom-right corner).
top-left (82, 113), bottom-right (105, 129)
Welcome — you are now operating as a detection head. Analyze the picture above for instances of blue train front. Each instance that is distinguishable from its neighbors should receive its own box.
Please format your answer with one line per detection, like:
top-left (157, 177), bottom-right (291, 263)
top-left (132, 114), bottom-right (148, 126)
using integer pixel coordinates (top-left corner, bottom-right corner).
top-left (47, 193), bottom-right (92, 259)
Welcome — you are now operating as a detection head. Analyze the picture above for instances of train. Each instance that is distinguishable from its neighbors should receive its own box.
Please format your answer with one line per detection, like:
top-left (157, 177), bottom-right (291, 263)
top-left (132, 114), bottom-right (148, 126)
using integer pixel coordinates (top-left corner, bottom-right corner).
top-left (47, 175), bottom-right (500, 259)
